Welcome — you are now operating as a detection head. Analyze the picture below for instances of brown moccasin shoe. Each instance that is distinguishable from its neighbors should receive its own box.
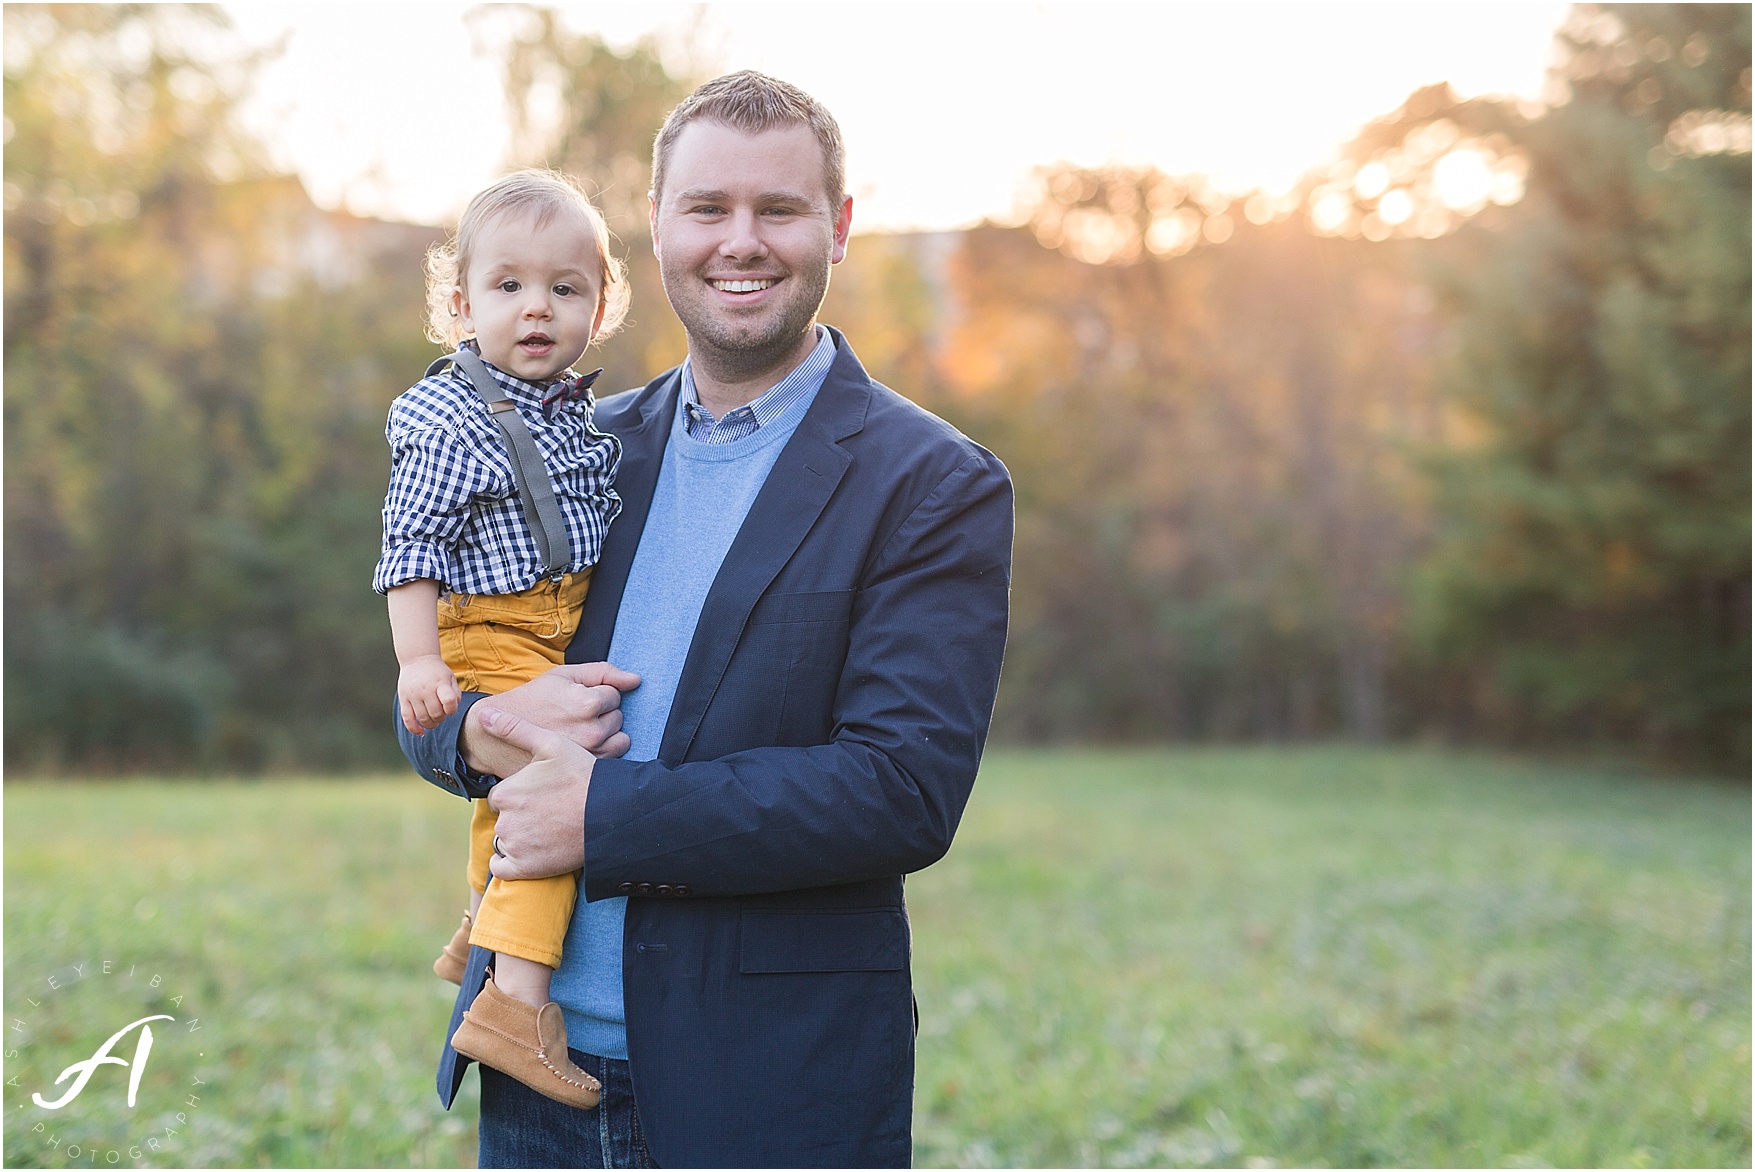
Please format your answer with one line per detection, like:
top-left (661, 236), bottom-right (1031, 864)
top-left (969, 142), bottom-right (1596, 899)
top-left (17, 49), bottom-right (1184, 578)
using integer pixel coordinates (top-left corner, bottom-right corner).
top-left (433, 913), bottom-right (472, 984)
top-left (451, 975), bottom-right (603, 1110)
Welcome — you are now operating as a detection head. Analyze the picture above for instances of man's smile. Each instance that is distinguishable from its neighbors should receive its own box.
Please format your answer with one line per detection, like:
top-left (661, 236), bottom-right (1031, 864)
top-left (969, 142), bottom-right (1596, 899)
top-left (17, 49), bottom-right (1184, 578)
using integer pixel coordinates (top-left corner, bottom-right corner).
top-left (708, 277), bottom-right (779, 293)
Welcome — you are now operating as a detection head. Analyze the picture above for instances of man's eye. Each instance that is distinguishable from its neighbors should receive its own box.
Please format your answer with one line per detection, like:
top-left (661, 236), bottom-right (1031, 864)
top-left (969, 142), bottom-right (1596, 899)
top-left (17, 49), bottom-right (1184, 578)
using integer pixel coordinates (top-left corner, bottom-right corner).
top-left (693, 205), bottom-right (724, 216)
top-left (498, 279), bottom-right (520, 293)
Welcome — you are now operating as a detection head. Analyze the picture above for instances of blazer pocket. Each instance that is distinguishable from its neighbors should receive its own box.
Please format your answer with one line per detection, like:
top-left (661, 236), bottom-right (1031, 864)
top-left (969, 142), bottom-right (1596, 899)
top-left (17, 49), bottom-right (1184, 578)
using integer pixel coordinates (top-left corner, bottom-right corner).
top-left (739, 909), bottom-right (907, 974)
top-left (748, 588), bottom-right (855, 626)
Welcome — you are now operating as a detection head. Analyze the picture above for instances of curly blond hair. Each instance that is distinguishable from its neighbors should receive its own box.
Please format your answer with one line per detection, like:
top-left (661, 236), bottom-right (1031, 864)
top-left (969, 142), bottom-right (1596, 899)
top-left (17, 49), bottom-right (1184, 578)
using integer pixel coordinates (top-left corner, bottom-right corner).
top-left (424, 169), bottom-right (631, 349)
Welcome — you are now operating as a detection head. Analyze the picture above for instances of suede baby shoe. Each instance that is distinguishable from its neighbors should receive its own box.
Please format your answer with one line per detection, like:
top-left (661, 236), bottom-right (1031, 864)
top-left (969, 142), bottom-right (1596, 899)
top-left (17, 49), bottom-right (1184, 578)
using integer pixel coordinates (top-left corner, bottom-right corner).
top-left (451, 975), bottom-right (603, 1110)
top-left (433, 912), bottom-right (473, 985)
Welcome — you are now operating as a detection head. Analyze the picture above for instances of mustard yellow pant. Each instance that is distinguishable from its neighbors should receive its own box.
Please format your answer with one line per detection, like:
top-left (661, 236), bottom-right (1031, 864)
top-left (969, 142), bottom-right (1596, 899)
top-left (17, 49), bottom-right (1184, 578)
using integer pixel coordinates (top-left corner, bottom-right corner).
top-left (440, 570), bottom-right (591, 969)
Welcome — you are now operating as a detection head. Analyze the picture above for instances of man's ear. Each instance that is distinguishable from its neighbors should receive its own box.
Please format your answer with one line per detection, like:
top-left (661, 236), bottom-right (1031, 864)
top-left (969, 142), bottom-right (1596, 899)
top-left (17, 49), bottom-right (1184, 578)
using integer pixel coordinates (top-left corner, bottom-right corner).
top-left (831, 195), bottom-right (853, 265)
top-left (648, 191), bottom-right (660, 245)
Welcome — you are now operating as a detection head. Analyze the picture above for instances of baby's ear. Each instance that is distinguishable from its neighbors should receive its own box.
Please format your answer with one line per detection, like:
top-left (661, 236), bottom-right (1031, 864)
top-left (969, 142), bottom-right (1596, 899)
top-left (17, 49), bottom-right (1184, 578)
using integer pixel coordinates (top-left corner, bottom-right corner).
top-left (591, 293), bottom-right (607, 340)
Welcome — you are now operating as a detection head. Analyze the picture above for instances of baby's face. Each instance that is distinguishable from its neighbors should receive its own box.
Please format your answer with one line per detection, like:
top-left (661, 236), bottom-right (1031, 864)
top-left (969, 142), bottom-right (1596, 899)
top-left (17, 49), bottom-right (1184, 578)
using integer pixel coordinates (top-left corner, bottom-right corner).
top-left (456, 208), bottom-right (605, 383)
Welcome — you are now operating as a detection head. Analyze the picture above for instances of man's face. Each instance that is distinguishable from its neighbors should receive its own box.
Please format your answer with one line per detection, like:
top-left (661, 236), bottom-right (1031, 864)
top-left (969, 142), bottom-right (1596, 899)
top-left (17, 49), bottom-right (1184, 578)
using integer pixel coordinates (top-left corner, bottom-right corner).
top-left (651, 120), bottom-right (853, 377)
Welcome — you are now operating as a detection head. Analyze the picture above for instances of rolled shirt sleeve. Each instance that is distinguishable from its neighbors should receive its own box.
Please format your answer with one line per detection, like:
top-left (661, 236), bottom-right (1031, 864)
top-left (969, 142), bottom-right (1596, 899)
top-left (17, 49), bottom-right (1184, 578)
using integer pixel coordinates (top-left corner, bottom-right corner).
top-left (373, 410), bottom-right (502, 594)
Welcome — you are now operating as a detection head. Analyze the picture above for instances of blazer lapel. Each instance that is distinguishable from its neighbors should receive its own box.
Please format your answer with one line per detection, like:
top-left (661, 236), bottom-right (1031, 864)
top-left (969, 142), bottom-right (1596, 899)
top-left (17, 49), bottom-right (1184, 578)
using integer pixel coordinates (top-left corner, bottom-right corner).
top-left (657, 340), bottom-right (871, 764)
top-left (569, 371), bottom-right (680, 664)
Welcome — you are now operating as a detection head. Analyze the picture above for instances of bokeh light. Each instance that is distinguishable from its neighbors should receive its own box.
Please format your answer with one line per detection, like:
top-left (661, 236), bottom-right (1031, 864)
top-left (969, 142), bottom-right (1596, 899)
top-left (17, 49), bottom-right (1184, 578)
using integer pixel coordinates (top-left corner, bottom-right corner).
top-left (1433, 148), bottom-right (1494, 211)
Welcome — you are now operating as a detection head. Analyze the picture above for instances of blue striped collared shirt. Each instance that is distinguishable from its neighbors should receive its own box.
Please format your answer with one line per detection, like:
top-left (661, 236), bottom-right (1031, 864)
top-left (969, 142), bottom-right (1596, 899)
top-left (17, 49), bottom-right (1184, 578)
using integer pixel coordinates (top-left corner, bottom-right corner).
top-left (678, 326), bottom-right (835, 444)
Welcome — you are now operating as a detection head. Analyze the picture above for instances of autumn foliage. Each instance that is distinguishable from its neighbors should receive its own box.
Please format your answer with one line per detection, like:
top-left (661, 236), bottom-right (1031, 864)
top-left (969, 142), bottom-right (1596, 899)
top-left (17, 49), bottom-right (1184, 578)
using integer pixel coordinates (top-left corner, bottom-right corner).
top-left (5, 4), bottom-right (1748, 771)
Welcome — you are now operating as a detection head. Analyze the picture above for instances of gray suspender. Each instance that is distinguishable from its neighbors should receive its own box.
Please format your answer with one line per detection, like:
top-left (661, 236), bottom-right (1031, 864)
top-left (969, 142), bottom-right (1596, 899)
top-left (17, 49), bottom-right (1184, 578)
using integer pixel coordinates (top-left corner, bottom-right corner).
top-left (425, 349), bottom-right (570, 577)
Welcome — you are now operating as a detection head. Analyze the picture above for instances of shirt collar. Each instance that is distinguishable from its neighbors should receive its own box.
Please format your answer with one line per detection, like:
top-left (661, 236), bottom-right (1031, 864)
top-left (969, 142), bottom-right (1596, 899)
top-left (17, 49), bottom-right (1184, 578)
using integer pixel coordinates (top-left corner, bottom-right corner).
top-left (459, 337), bottom-right (579, 404)
top-left (679, 325), bottom-right (836, 428)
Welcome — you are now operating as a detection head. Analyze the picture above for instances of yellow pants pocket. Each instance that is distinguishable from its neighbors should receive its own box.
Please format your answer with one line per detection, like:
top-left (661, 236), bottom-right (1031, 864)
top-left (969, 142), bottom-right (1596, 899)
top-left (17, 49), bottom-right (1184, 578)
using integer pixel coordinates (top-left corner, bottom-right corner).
top-left (436, 570), bottom-right (592, 694)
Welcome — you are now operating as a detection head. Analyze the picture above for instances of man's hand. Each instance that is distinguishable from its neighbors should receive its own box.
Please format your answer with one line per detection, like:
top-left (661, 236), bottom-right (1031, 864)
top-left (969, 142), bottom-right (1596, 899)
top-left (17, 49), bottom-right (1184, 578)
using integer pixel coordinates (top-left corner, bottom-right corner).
top-left (459, 662), bottom-right (640, 778)
top-left (482, 708), bottom-right (592, 881)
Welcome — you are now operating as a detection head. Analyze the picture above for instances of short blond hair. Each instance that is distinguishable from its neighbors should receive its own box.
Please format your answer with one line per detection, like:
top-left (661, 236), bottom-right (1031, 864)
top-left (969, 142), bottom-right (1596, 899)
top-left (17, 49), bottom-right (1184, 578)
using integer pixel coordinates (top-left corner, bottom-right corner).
top-left (424, 169), bottom-right (631, 349)
top-left (651, 71), bottom-right (845, 207)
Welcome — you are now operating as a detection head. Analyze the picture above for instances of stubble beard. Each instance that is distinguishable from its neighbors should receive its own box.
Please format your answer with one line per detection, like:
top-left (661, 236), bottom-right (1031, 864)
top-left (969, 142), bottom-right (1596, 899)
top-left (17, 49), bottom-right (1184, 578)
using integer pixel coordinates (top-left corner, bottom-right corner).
top-left (670, 262), bottom-right (831, 386)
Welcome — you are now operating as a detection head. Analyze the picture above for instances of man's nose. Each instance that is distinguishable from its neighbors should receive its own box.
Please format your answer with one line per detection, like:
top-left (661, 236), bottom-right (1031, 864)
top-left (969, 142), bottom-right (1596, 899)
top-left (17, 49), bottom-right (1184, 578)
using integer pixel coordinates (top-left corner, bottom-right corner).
top-left (718, 209), bottom-right (768, 260)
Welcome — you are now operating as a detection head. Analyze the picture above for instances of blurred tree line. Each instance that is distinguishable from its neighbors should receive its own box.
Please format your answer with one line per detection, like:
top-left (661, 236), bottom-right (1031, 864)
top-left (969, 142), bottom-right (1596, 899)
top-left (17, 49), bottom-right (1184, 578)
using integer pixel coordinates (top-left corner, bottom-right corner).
top-left (4, 3), bottom-right (1747, 773)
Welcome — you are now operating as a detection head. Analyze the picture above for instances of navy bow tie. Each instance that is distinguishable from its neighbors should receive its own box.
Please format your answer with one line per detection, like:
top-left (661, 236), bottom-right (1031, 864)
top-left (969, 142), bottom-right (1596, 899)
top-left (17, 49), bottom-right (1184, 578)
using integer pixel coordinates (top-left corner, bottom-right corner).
top-left (541, 367), bottom-right (603, 411)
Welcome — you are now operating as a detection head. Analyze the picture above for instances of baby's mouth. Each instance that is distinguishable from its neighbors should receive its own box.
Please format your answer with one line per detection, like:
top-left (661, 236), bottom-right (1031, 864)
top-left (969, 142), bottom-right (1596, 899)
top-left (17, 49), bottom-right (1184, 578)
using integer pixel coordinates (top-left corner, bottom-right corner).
top-left (519, 334), bottom-right (554, 349)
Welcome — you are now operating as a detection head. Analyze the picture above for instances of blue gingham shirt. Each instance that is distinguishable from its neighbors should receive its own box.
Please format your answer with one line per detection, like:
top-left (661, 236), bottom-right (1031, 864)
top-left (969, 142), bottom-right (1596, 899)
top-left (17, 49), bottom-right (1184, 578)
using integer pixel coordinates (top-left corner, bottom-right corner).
top-left (679, 326), bottom-right (835, 443)
top-left (373, 345), bottom-right (622, 595)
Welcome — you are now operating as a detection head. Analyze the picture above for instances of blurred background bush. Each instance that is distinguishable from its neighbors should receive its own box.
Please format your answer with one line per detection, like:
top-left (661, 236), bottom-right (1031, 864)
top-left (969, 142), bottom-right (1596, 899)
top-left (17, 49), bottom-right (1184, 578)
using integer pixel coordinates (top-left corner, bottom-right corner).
top-left (4, 3), bottom-right (1748, 774)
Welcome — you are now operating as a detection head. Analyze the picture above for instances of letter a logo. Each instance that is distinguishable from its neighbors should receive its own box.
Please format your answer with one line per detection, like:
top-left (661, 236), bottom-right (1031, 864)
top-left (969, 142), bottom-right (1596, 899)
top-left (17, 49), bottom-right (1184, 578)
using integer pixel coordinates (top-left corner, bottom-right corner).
top-left (33, 1015), bottom-right (173, 1109)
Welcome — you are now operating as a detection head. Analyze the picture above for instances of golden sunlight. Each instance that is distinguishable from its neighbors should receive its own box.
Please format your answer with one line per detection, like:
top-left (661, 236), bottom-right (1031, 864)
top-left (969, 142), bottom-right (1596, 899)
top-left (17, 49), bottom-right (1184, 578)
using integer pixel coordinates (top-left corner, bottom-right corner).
top-left (225, 3), bottom-right (1570, 231)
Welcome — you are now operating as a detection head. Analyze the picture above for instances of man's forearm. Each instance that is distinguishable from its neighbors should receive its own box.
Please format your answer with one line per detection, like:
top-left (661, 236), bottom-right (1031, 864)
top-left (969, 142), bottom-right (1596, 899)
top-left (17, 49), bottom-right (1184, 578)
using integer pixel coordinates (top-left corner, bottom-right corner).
top-left (580, 736), bottom-right (981, 900)
top-left (580, 450), bottom-right (1013, 901)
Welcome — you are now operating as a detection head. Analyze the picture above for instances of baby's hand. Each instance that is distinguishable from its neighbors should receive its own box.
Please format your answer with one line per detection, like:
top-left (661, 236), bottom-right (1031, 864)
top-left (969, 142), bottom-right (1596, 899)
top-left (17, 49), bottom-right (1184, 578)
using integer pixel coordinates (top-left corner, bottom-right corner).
top-left (399, 655), bottom-right (461, 736)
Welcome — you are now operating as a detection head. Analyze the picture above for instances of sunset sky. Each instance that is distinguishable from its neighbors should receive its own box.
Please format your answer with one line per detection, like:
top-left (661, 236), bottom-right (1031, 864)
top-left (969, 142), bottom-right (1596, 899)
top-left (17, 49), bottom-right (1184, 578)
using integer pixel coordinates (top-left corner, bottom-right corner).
top-left (225, 2), bottom-right (1571, 232)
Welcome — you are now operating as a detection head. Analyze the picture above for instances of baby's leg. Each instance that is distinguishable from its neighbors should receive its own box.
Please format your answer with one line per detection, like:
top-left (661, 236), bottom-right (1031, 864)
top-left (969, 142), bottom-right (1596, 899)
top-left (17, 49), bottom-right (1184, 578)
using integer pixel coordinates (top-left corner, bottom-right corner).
top-left (453, 868), bottom-right (597, 1109)
top-left (471, 872), bottom-right (578, 1008)
top-left (489, 953), bottom-right (554, 1009)
top-left (433, 800), bottom-right (495, 984)
top-left (442, 577), bottom-right (600, 1105)
top-left (467, 798), bottom-right (496, 912)
top-left (431, 599), bottom-right (495, 976)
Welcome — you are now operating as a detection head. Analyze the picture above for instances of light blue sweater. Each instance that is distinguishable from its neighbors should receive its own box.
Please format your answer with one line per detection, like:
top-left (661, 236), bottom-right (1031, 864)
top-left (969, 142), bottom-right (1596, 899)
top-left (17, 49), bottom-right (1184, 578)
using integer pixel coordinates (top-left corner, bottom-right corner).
top-left (550, 372), bottom-right (823, 1058)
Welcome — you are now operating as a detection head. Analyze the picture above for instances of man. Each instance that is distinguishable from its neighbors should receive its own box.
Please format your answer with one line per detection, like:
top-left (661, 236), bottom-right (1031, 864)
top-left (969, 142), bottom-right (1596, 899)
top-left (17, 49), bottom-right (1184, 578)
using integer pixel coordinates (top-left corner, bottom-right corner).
top-left (402, 70), bottom-right (1013, 1168)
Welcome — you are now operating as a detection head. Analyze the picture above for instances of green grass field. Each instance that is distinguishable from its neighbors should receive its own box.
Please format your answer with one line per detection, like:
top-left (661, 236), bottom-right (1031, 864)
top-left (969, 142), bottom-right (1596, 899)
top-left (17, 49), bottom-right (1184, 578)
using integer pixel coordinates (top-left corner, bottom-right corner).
top-left (5, 749), bottom-right (1748, 1167)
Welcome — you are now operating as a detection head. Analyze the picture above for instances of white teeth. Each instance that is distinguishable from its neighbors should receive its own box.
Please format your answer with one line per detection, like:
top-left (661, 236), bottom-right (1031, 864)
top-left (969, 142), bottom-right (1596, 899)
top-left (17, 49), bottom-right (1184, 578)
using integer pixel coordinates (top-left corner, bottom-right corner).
top-left (710, 278), bottom-right (775, 292)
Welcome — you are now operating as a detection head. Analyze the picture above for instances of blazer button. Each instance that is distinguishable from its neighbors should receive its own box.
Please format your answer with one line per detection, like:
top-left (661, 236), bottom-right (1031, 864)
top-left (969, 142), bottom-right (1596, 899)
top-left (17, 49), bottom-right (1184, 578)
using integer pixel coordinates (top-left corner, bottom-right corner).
top-left (674, 885), bottom-right (691, 897)
top-left (616, 882), bottom-right (634, 894)
top-left (635, 883), bottom-right (654, 895)
top-left (656, 885), bottom-right (674, 896)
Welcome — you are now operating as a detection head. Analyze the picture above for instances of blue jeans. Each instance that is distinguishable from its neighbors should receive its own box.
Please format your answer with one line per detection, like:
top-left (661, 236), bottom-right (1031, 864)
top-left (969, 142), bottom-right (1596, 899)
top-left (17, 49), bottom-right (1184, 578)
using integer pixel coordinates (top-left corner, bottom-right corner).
top-left (478, 1049), bottom-right (656, 1168)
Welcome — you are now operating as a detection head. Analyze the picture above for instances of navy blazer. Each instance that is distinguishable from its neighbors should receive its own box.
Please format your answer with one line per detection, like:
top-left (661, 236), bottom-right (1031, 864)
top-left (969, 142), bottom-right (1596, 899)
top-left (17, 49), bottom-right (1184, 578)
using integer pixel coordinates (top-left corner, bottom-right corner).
top-left (401, 329), bottom-right (1013, 1167)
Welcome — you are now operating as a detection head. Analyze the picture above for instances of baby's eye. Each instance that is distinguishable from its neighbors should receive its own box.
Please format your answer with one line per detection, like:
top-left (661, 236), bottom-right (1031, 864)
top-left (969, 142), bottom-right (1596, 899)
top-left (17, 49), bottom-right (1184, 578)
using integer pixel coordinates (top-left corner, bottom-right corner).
top-left (497, 279), bottom-right (520, 293)
top-left (553, 283), bottom-right (575, 297)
